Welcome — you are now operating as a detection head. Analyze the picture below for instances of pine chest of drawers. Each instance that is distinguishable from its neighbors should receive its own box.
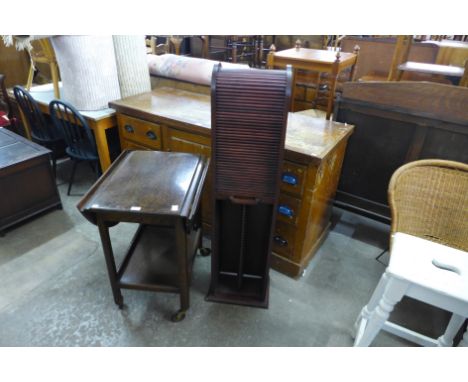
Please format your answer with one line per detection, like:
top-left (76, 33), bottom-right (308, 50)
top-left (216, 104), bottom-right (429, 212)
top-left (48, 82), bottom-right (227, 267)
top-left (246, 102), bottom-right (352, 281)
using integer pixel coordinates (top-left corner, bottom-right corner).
top-left (110, 88), bottom-right (353, 278)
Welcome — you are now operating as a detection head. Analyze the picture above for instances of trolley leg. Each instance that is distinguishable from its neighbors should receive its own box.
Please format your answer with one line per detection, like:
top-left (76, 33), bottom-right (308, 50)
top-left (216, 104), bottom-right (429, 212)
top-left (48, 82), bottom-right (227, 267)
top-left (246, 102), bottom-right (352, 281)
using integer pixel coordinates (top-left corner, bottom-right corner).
top-left (97, 217), bottom-right (124, 309)
top-left (172, 219), bottom-right (189, 322)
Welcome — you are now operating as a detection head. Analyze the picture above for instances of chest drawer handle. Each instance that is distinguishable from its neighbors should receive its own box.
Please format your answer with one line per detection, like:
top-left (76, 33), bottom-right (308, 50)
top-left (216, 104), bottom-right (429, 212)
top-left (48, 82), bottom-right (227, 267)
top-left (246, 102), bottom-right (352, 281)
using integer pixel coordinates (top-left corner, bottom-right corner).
top-left (282, 172), bottom-right (298, 186)
top-left (274, 235), bottom-right (288, 247)
top-left (278, 204), bottom-right (294, 218)
top-left (146, 130), bottom-right (157, 140)
top-left (124, 124), bottom-right (134, 133)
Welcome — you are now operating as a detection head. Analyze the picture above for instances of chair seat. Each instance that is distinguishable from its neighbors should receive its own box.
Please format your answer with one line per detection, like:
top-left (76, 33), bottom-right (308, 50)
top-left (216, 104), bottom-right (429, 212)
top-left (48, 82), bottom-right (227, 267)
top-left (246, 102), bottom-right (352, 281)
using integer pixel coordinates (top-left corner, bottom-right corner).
top-left (66, 144), bottom-right (98, 162)
top-left (389, 233), bottom-right (468, 303)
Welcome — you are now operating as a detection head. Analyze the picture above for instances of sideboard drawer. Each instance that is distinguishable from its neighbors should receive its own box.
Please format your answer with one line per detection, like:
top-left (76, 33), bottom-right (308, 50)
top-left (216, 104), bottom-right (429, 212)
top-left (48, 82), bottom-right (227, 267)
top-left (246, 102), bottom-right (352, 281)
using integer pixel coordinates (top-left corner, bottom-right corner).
top-left (122, 140), bottom-right (151, 151)
top-left (272, 220), bottom-right (296, 260)
top-left (118, 114), bottom-right (161, 150)
top-left (280, 161), bottom-right (307, 197)
top-left (276, 193), bottom-right (301, 226)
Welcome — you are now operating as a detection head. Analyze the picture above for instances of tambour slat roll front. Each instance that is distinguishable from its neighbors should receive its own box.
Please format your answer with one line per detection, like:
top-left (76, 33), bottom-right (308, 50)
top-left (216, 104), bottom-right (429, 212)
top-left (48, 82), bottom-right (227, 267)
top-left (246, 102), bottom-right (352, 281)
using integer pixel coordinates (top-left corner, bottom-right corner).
top-left (207, 64), bottom-right (292, 307)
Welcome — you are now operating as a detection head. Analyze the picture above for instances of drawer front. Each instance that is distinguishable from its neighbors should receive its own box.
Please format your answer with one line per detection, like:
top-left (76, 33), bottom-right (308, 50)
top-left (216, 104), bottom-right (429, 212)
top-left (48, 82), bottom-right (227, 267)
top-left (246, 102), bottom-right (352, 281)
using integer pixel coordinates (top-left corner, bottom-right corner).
top-left (276, 193), bottom-right (301, 226)
top-left (272, 220), bottom-right (296, 260)
top-left (122, 140), bottom-right (152, 151)
top-left (118, 114), bottom-right (161, 150)
top-left (164, 127), bottom-right (212, 225)
top-left (280, 161), bottom-right (307, 197)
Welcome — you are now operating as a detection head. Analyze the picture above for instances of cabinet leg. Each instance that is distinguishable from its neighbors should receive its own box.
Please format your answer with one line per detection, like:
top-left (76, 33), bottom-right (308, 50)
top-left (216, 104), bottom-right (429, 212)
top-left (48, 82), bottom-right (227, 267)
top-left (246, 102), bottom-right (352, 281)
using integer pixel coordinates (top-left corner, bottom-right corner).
top-left (97, 218), bottom-right (124, 308)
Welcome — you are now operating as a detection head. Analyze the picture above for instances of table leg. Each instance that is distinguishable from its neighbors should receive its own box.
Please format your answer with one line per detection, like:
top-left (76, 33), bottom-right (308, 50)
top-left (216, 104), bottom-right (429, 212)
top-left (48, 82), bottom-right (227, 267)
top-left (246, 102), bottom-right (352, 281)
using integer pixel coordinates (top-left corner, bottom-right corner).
top-left (172, 219), bottom-right (189, 322)
top-left (327, 54), bottom-right (341, 120)
top-left (291, 68), bottom-right (298, 111)
top-left (170, 36), bottom-right (183, 55)
top-left (93, 125), bottom-right (112, 172)
top-left (97, 217), bottom-right (124, 308)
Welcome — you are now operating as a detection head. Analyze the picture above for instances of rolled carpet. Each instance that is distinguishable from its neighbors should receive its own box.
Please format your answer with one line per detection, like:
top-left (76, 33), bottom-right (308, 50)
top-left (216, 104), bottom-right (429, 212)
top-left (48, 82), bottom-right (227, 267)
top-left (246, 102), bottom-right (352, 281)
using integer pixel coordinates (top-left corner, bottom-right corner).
top-left (112, 35), bottom-right (151, 98)
top-left (50, 35), bottom-right (121, 110)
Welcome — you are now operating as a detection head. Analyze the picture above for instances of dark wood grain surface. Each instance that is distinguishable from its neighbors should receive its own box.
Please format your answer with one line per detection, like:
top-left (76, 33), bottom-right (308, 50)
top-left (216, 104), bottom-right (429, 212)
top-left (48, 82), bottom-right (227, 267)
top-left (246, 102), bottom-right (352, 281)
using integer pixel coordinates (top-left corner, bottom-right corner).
top-left (0, 128), bottom-right (61, 232)
top-left (336, 81), bottom-right (468, 221)
top-left (78, 150), bottom-right (206, 220)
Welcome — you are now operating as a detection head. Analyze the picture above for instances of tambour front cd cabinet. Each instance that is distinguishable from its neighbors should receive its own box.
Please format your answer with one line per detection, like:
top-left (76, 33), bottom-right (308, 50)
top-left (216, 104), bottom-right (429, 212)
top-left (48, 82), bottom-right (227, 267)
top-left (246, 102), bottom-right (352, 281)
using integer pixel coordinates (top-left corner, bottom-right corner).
top-left (207, 64), bottom-right (292, 307)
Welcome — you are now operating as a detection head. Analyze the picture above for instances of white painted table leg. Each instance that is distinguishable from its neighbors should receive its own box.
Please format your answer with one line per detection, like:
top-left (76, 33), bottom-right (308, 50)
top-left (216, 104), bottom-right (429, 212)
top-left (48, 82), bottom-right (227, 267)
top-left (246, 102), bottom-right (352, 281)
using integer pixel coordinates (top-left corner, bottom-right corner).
top-left (458, 325), bottom-right (468, 347)
top-left (437, 314), bottom-right (466, 347)
top-left (354, 276), bottom-right (408, 347)
top-left (353, 272), bottom-right (389, 338)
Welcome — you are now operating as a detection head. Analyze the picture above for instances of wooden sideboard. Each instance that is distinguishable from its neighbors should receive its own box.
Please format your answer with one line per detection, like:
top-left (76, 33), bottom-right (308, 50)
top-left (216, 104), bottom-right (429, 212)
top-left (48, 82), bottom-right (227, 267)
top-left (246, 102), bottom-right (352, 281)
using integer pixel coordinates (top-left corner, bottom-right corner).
top-left (109, 87), bottom-right (353, 278)
top-left (334, 81), bottom-right (468, 222)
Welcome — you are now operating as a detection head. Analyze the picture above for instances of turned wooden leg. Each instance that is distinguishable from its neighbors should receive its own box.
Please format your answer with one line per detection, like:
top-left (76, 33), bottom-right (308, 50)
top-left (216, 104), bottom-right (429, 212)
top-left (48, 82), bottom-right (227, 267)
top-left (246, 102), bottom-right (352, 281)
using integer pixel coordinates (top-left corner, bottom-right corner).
top-left (437, 314), bottom-right (466, 346)
top-left (326, 51), bottom-right (341, 120)
top-left (170, 36), bottom-right (183, 55)
top-left (354, 272), bottom-right (389, 338)
top-left (458, 326), bottom-right (468, 347)
top-left (354, 276), bottom-right (408, 347)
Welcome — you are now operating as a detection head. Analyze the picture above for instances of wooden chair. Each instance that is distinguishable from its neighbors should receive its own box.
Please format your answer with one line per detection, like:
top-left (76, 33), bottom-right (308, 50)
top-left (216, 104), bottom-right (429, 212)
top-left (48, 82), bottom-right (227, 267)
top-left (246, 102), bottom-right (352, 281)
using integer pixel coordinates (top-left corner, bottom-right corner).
top-left (0, 74), bottom-right (12, 114)
top-left (49, 99), bottom-right (100, 195)
top-left (388, 35), bottom-right (467, 86)
top-left (26, 38), bottom-right (60, 98)
top-left (13, 86), bottom-right (65, 177)
top-left (354, 159), bottom-right (468, 346)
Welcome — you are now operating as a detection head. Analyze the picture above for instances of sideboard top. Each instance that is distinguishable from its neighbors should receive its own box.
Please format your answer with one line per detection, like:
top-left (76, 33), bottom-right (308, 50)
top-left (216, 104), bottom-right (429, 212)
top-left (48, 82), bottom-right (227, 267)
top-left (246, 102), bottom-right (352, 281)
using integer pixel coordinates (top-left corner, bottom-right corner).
top-left (110, 87), bottom-right (354, 163)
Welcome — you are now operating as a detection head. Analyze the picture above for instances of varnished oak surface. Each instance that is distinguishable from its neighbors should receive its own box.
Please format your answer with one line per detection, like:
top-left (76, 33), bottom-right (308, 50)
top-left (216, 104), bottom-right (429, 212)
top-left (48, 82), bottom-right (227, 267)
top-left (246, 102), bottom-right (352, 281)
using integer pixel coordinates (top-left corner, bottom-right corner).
top-left (273, 48), bottom-right (357, 67)
top-left (110, 88), bottom-right (354, 163)
top-left (111, 87), bottom-right (210, 133)
top-left (285, 112), bottom-right (352, 163)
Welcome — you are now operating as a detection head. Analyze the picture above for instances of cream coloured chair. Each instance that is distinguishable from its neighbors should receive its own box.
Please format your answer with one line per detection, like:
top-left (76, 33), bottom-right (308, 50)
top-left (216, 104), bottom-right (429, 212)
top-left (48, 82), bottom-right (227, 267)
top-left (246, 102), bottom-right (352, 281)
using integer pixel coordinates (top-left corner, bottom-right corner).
top-left (354, 159), bottom-right (468, 347)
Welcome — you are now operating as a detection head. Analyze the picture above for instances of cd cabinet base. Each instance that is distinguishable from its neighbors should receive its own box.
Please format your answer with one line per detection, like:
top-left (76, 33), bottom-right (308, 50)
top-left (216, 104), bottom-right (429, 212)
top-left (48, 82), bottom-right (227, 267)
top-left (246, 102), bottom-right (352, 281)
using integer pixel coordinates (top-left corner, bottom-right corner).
top-left (206, 276), bottom-right (269, 309)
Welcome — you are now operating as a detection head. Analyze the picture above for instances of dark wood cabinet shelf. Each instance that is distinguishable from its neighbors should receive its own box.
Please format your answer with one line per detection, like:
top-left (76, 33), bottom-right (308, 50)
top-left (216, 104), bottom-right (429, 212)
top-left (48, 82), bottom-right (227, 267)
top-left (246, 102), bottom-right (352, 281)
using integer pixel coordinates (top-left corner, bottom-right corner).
top-left (118, 225), bottom-right (189, 292)
top-left (209, 273), bottom-right (268, 308)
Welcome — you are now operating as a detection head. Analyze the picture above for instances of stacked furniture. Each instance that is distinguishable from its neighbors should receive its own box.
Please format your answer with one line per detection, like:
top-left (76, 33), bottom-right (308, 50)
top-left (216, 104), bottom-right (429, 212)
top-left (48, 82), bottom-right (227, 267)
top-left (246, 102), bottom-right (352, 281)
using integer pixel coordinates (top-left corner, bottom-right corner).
top-left (109, 79), bottom-right (354, 279)
top-left (206, 64), bottom-right (291, 307)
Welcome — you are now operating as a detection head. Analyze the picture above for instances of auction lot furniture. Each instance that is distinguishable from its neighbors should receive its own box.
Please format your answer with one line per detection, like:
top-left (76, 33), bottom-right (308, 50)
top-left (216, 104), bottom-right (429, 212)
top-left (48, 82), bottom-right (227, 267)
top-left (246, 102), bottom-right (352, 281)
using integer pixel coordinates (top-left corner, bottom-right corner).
top-left (267, 47), bottom-right (358, 119)
top-left (354, 160), bottom-right (468, 347)
top-left (77, 150), bottom-right (209, 321)
top-left (334, 81), bottom-right (468, 222)
top-left (109, 87), bottom-right (353, 279)
top-left (8, 83), bottom-right (117, 172)
top-left (0, 127), bottom-right (61, 233)
top-left (206, 65), bottom-right (291, 308)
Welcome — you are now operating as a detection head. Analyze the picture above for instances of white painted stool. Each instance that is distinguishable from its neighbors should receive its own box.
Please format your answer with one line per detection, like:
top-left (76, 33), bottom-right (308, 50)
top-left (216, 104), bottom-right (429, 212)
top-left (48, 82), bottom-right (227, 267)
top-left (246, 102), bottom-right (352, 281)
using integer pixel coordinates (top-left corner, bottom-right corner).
top-left (354, 232), bottom-right (468, 347)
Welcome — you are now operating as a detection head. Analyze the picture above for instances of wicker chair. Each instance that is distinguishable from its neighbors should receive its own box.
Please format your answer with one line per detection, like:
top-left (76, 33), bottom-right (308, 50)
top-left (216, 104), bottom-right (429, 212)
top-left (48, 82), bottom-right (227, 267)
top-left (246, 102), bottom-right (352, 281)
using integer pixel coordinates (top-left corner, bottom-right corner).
top-left (354, 159), bottom-right (468, 346)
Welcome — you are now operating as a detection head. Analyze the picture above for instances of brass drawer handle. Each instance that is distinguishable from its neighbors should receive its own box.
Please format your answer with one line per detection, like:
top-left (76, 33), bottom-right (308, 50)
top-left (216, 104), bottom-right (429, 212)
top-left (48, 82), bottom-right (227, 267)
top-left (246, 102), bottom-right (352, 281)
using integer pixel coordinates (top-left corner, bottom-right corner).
top-left (146, 130), bottom-right (157, 140)
top-left (274, 235), bottom-right (288, 247)
top-left (124, 124), bottom-right (134, 133)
